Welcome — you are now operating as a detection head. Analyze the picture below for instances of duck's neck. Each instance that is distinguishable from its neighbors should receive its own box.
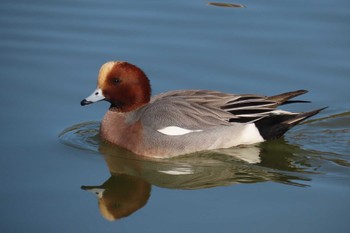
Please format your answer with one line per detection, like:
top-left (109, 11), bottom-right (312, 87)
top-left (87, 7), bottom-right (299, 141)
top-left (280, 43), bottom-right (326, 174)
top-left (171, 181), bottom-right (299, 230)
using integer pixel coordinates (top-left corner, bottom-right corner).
top-left (109, 101), bottom-right (148, 113)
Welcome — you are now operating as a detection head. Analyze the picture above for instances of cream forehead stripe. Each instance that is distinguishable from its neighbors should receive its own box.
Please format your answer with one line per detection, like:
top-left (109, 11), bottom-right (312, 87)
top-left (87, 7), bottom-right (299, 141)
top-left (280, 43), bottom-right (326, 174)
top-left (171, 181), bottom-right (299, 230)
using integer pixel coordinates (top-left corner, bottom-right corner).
top-left (157, 126), bottom-right (203, 136)
top-left (98, 61), bottom-right (116, 86)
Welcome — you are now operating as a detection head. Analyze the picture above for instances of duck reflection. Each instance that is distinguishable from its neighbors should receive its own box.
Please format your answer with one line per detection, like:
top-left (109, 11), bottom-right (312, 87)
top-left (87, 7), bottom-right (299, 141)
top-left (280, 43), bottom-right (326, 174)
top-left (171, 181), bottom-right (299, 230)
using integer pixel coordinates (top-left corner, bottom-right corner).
top-left (82, 174), bottom-right (150, 221)
top-left (81, 138), bottom-right (312, 221)
top-left (61, 112), bottom-right (349, 221)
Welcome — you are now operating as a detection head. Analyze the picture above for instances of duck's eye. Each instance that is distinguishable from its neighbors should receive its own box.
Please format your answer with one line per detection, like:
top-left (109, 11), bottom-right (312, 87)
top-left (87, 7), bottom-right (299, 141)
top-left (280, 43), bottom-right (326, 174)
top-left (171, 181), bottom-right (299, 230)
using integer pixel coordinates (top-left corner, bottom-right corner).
top-left (112, 78), bottom-right (121, 84)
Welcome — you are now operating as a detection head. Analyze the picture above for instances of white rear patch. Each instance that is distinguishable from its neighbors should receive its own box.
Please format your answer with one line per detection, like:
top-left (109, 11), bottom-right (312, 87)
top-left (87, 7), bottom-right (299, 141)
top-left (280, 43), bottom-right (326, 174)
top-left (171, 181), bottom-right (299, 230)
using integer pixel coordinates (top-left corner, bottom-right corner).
top-left (157, 126), bottom-right (203, 136)
top-left (239, 124), bottom-right (264, 144)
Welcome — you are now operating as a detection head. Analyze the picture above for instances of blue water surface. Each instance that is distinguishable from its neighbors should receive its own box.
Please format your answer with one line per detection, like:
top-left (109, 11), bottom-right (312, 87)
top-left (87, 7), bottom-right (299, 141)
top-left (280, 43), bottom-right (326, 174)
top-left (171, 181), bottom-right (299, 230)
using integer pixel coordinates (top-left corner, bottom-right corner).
top-left (1, 0), bottom-right (350, 232)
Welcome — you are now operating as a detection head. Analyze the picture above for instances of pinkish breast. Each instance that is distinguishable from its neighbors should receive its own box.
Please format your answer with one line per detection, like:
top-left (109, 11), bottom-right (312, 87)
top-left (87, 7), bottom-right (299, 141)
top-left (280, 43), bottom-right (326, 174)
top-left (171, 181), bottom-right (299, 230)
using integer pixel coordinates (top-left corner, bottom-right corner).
top-left (100, 111), bottom-right (144, 153)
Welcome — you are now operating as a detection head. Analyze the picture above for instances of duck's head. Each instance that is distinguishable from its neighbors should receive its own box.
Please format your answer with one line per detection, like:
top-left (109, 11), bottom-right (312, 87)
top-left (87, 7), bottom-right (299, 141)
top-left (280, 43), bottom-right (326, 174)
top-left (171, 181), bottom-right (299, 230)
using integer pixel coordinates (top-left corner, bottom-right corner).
top-left (81, 61), bottom-right (151, 112)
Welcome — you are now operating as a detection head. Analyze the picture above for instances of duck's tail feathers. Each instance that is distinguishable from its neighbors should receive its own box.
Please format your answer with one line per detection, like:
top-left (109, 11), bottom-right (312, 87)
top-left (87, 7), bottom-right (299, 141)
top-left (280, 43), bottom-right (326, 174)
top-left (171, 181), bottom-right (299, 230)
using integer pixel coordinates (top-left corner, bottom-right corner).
top-left (267, 90), bottom-right (310, 106)
top-left (255, 107), bottom-right (327, 140)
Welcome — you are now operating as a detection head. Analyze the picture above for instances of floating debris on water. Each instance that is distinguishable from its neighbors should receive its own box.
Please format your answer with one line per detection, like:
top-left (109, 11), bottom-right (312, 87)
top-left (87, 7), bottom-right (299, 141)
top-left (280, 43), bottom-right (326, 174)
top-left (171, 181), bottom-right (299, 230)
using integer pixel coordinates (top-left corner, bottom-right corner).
top-left (208, 2), bottom-right (246, 8)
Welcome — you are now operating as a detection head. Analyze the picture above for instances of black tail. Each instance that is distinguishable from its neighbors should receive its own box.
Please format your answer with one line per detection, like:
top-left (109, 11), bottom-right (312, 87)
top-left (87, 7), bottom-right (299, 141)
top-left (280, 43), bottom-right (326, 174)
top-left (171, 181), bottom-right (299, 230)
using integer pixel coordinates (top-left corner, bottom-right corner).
top-left (255, 107), bottom-right (327, 140)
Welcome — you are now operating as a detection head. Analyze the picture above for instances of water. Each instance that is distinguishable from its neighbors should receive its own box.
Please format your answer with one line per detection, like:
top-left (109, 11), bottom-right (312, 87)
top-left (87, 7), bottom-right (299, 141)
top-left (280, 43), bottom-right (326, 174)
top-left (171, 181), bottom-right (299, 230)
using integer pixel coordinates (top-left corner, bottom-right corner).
top-left (1, 0), bottom-right (350, 232)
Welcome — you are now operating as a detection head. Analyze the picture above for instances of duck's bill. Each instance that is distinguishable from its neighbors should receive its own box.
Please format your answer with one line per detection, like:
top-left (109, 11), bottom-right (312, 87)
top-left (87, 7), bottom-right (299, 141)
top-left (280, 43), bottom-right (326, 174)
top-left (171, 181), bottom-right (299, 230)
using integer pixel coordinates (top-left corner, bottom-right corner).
top-left (80, 88), bottom-right (105, 106)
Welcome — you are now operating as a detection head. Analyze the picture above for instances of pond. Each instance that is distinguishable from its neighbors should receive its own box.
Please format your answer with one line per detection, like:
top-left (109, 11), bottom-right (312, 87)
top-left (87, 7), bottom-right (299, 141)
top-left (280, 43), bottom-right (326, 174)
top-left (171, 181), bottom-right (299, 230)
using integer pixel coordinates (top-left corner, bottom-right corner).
top-left (1, 0), bottom-right (349, 232)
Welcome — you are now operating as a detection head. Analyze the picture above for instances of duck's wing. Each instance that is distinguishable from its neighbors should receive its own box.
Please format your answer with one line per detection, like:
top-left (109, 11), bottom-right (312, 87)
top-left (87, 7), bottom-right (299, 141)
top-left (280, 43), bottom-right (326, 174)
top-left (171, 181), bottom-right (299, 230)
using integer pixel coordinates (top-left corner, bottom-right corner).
top-left (219, 90), bottom-right (310, 123)
top-left (141, 94), bottom-right (233, 131)
top-left (150, 90), bottom-right (309, 124)
top-left (140, 89), bottom-right (324, 141)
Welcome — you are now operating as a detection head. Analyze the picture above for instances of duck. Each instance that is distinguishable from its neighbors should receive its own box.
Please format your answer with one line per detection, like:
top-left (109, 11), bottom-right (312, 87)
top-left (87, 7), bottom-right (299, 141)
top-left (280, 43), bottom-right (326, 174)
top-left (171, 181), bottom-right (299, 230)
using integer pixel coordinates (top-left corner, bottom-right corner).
top-left (80, 61), bottom-right (325, 158)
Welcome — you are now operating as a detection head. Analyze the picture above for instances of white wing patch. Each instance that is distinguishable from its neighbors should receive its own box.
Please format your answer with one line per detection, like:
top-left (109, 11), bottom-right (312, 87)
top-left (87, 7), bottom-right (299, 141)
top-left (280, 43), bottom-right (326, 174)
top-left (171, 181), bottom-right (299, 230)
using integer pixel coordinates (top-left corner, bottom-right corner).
top-left (158, 166), bottom-right (194, 175)
top-left (157, 126), bottom-right (203, 136)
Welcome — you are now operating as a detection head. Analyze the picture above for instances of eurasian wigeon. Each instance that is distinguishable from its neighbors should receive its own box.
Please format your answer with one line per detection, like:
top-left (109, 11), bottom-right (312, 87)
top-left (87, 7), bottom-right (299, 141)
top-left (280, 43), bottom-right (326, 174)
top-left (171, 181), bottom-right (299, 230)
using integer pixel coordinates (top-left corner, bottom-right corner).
top-left (81, 61), bottom-right (325, 158)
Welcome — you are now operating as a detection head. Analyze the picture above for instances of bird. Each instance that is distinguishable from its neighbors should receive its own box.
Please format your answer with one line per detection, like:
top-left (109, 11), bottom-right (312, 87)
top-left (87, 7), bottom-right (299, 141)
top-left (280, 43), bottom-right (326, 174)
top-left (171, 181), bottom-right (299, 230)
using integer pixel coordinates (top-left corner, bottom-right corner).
top-left (81, 61), bottom-right (325, 158)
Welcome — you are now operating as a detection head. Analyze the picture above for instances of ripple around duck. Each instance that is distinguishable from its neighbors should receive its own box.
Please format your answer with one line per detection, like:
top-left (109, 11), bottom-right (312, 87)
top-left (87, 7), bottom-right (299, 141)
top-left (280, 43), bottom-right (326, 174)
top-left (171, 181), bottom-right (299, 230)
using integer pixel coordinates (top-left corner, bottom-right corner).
top-left (59, 115), bottom-right (350, 188)
top-left (59, 121), bottom-right (101, 153)
top-left (287, 111), bottom-right (350, 177)
top-left (290, 111), bottom-right (350, 155)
